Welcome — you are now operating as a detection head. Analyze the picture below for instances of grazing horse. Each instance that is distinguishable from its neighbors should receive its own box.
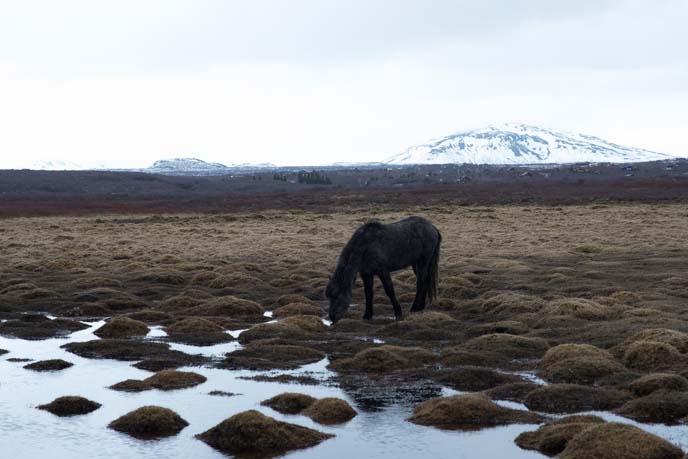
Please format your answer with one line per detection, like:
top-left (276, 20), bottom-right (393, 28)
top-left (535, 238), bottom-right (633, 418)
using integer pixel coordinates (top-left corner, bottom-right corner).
top-left (326, 216), bottom-right (441, 322)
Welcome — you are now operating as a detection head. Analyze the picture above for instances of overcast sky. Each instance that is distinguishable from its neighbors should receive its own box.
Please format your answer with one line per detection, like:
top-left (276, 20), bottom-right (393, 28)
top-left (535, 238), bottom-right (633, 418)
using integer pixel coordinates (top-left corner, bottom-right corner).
top-left (0, 0), bottom-right (686, 168)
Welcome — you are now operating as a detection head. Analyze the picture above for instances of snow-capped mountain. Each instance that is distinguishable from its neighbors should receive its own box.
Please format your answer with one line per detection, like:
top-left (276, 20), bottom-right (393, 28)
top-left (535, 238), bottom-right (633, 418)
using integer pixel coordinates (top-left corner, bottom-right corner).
top-left (385, 123), bottom-right (676, 165)
top-left (29, 160), bottom-right (90, 170)
top-left (144, 158), bottom-right (277, 175)
top-left (147, 158), bottom-right (230, 173)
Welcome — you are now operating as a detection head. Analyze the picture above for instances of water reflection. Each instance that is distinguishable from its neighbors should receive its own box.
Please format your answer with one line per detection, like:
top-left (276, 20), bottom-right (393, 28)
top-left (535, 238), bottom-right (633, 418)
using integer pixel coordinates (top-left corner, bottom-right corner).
top-left (1, 321), bottom-right (684, 458)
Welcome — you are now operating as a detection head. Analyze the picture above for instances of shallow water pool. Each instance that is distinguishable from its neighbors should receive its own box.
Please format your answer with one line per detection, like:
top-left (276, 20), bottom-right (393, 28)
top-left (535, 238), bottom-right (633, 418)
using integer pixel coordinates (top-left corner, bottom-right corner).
top-left (1, 321), bottom-right (684, 459)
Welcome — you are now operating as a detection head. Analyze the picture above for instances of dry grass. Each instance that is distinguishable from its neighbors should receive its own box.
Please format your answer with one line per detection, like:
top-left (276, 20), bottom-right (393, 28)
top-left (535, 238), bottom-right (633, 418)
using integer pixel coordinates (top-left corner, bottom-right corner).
top-left (37, 396), bottom-right (101, 417)
top-left (108, 406), bottom-right (188, 439)
top-left (197, 410), bottom-right (333, 457)
top-left (407, 393), bottom-right (543, 430)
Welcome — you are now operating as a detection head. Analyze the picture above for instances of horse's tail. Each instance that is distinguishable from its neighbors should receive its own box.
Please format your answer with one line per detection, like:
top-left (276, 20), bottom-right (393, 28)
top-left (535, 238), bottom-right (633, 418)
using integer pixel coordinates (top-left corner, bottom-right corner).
top-left (426, 229), bottom-right (441, 304)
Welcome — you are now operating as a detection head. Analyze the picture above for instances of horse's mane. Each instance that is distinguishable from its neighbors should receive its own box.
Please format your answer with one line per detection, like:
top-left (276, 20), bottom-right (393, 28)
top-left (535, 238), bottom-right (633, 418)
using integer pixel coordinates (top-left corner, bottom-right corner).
top-left (362, 219), bottom-right (384, 229)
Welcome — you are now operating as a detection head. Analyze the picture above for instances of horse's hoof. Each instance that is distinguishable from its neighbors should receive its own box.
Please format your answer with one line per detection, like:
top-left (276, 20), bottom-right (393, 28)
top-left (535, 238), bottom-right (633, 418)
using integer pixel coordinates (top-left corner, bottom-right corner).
top-left (394, 314), bottom-right (403, 321)
top-left (409, 306), bottom-right (424, 313)
top-left (362, 314), bottom-right (373, 321)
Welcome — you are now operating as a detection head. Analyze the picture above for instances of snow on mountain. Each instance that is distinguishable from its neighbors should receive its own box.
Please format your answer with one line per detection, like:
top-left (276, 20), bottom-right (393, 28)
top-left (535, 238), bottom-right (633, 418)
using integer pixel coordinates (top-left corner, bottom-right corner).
top-left (385, 123), bottom-right (676, 165)
top-left (144, 158), bottom-right (277, 175)
top-left (147, 158), bottom-right (230, 172)
top-left (29, 160), bottom-right (89, 170)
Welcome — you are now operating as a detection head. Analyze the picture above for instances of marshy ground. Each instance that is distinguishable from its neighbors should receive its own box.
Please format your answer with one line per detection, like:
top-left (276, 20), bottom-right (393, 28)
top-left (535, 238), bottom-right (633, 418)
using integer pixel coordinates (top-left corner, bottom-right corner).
top-left (2, 203), bottom-right (688, 458)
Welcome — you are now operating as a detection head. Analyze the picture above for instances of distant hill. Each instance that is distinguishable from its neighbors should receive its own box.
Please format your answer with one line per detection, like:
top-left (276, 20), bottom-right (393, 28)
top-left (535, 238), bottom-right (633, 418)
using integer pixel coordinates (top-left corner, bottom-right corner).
top-left (385, 123), bottom-right (676, 165)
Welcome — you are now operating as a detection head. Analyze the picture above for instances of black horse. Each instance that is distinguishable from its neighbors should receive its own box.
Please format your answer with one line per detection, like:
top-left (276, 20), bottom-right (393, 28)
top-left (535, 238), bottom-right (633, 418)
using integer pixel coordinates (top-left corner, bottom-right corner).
top-left (326, 216), bottom-right (441, 322)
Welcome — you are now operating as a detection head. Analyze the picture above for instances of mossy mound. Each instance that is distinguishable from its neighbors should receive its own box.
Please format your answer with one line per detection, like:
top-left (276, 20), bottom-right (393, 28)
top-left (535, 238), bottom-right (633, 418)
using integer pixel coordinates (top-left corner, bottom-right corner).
top-left (166, 317), bottom-right (224, 334)
top-left (126, 310), bottom-right (171, 324)
top-left (93, 316), bottom-right (150, 339)
top-left (80, 290), bottom-right (145, 312)
top-left (261, 393), bottom-right (317, 414)
top-left (539, 346), bottom-right (627, 385)
top-left (540, 344), bottom-right (613, 369)
top-left (108, 406), bottom-right (188, 439)
top-left (441, 285), bottom-right (478, 299)
top-left (433, 366), bottom-right (524, 391)
top-left (481, 292), bottom-right (545, 315)
top-left (483, 382), bottom-right (542, 403)
top-left (275, 294), bottom-right (315, 307)
top-left (165, 317), bottom-right (233, 345)
top-left (377, 319), bottom-right (458, 341)
top-left (71, 276), bottom-right (121, 289)
top-left (610, 291), bottom-right (642, 304)
top-left (132, 359), bottom-right (186, 372)
top-left (197, 410), bottom-right (333, 457)
top-left (623, 328), bottom-right (688, 353)
top-left (623, 308), bottom-right (663, 318)
top-left (542, 298), bottom-right (611, 320)
top-left (238, 315), bottom-right (326, 344)
top-left (302, 398), bottom-right (357, 425)
top-left (328, 345), bottom-right (436, 373)
top-left (623, 340), bottom-right (685, 372)
top-left (404, 311), bottom-right (458, 325)
top-left (615, 390), bottom-right (688, 424)
top-left (208, 272), bottom-right (259, 289)
top-left (514, 415), bottom-right (606, 456)
top-left (190, 270), bottom-right (220, 286)
top-left (439, 347), bottom-right (510, 368)
top-left (132, 270), bottom-right (187, 285)
top-left (627, 373), bottom-right (688, 396)
top-left (467, 321), bottom-right (528, 337)
top-left (559, 422), bottom-right (684, 459)
top-left (37, 396), bottom-right (101, 417)
top-left (221, 343), bottom-right (325, 370)
top-left (515, 415), bottom-right (607, 456)
top-left (0, 315), bottom-right (89, 340)
top-left (273, 303), bottom-right (323, 318)
top-left (159, 294), bottom-right (203, 311)
top-left (184, 296), bottom-right (265, 317)
top-left (524, 384), bottom-right (631, 414)
top-left (62, 339), bottom-right (200, 363)
top-left (464, 333), bottom-right (550, 360)
top-left (24, 359), bottom-right (73, 372)
top-left (408, 393), bottom-right (543, 430)
top-left (111, 370), bottom-right (207, 392)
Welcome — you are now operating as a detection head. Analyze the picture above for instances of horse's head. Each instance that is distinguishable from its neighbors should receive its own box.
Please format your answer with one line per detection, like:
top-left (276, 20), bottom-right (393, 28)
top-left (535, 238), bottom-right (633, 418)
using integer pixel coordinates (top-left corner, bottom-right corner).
top-left (326, 275), bottom-right (351, 323)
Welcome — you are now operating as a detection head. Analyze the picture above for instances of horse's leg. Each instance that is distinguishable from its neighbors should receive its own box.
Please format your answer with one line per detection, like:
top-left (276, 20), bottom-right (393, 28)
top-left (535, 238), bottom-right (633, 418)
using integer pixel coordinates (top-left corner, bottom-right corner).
top-left (410, 260), bottom-right (428, 312)
top-left (379, 272), bottom-right (403, 320)
top-left (362, 273), bottom-right (374, 320)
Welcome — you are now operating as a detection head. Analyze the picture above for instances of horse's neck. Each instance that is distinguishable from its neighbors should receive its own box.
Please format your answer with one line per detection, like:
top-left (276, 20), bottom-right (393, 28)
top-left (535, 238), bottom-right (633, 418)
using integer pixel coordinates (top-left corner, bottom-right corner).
top-left (334, 256), bottom-right (359, 288)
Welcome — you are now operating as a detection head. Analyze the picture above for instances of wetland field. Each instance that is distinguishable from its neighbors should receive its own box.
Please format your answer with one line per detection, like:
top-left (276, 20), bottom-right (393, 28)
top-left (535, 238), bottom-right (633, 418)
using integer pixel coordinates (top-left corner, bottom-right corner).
top-left (2, 203), bottom-right (688, 458)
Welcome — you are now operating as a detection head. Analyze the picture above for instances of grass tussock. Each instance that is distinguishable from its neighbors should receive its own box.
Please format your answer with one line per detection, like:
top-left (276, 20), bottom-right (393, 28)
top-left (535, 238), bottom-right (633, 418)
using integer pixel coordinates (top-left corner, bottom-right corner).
top-left (463, 333), bottom-right (550, 360)
top-left (37, 396), bottom-right (101, 417)
top-left (559, 422), bottom-right (684, 459)
top-left (184, 296), bottom-right (264, 317)
top-left (328, 345), bottom-right (436, 373)
top-left (111, 370), bottom-right (207, 392)
top-left (93, 316), bottom-right (150, 339)
top-left (108, 406), bottom-right (188, 439)
top-left (516, 415), bottom-right (606, 456)
top-left (408, 393), bottom-right (543, 430)
top-left (261, 393), bottom-right (317, 414)
top-left (197, 410), bottom-right (333, 457)
top-left (24, 359), bottom-right (73, 372)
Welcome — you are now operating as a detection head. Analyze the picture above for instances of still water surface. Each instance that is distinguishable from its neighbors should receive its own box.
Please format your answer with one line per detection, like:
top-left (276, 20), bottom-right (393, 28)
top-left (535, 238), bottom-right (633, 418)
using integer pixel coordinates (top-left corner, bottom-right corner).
top-left (0, 320), bottom-right (684, 459)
